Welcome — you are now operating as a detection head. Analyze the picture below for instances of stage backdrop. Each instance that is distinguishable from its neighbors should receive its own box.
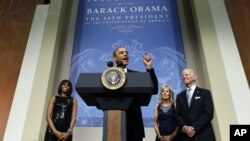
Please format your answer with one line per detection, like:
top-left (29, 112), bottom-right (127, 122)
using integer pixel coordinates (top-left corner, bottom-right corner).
top-left (70, 0), bottom-right (186, 127)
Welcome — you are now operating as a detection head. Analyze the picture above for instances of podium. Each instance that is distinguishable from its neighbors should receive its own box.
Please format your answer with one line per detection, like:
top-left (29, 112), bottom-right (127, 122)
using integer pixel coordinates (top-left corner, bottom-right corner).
top-left (75, 72), bottom-right (155, 141)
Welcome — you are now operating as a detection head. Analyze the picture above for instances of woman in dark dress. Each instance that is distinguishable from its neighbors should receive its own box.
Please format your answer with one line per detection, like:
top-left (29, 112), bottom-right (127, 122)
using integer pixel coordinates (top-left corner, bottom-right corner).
top-left (44, 80), bottom-right (77, 141)
top-left (154, 85), bottom-right (179, 141)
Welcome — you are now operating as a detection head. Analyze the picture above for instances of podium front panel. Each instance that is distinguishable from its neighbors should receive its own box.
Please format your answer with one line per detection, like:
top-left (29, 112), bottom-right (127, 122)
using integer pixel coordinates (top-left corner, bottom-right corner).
top-left (75, 72), bottom-right (154, 109)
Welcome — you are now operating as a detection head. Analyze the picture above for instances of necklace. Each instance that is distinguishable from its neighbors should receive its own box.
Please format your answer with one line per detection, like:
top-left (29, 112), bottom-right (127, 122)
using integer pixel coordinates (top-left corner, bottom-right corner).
top-left (160, 104), bottom-right (171, 113)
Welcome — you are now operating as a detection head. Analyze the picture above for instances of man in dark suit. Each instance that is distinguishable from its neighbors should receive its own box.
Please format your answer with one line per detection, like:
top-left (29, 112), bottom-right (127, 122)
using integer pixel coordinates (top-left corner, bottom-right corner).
top-left (113, 47), bottom-right (158, 141)
top-left (176, 68), bottom-right (216, 141)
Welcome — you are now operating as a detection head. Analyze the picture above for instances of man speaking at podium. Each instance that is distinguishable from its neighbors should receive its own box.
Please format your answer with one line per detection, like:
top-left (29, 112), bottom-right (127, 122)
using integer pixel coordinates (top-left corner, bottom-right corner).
top-left (113, 47), bottom-right (158, 141)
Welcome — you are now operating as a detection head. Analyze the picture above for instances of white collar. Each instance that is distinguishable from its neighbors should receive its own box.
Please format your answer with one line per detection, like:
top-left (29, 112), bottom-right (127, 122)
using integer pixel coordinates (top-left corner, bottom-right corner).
top-left (123, 67), bottom-right (127, 73)
top-left (187, 85), bottom-right (196, 93)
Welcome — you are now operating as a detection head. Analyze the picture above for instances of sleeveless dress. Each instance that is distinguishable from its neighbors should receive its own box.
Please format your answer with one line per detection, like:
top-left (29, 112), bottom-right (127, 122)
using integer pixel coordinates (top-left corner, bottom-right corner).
top-left (155, 103), bottom-right (178, 141)
top-left (44, 96), bottom-right (73, 141)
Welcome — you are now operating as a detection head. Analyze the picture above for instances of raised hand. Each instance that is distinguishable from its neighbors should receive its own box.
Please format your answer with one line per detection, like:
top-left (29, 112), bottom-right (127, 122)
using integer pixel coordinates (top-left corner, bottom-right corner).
top-left (143, 52), bottom-right (152, 69)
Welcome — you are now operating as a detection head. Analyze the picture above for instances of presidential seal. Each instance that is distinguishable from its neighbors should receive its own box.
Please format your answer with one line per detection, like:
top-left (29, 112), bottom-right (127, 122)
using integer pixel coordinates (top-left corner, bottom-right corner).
top-left (101, 67), bottom-right (126, 90)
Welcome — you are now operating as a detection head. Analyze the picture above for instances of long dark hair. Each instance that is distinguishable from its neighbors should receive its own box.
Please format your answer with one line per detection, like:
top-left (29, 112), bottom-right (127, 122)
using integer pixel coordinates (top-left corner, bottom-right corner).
top-left (57, 79), bottom-right (73, 96)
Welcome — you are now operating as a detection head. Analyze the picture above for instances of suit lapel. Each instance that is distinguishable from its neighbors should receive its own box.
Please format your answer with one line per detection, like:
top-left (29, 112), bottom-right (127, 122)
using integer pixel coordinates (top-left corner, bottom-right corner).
top-left (189, 87), bottom-right (200, 107)
top-left (181, 90), bottom-right (189, 109)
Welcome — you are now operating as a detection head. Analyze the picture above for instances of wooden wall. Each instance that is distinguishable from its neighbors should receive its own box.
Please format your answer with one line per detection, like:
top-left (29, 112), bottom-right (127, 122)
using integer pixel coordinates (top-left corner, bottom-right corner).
top-left (0, 0), bottom-right (44, 140)
top-left (224, 0), bottom-right (250, 86)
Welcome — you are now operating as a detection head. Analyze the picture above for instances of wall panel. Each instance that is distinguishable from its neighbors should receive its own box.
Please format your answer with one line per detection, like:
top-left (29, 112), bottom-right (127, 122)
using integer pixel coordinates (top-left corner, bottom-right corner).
top-left (224, 0), bottom-right (250, 86)
top-left (0, 0), bottom-right (44, 140)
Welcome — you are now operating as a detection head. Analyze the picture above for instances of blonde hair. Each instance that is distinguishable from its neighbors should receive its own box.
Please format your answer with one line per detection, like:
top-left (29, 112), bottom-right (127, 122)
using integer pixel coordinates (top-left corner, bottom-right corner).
top-left (158, 85), bottom-right (175, 104)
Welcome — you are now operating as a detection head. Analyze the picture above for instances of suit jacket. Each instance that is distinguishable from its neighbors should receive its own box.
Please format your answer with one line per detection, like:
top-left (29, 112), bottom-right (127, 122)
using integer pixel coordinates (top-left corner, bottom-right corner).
top-left (126, 68), bottom-right (158, 140)
top-left (176, 87), bottom-right (215, 141)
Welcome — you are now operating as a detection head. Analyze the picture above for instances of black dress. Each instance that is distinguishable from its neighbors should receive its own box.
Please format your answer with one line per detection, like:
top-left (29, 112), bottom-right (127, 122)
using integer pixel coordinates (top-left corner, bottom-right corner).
top-left (155, 103), bottom-right (179, 141)
top-left (44, 96), bottom-right (73, 141)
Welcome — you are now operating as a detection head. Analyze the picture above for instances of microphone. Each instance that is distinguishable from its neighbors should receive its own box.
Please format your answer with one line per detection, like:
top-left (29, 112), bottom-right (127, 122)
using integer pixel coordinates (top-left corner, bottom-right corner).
top-left (107, 61), bottom-right (114, 67)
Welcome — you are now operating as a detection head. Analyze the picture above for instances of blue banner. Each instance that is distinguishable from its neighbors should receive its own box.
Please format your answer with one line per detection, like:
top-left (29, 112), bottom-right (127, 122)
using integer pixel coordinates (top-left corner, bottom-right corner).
top-left (70, 0), bottom-right (186, 127)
